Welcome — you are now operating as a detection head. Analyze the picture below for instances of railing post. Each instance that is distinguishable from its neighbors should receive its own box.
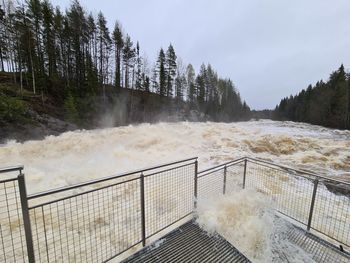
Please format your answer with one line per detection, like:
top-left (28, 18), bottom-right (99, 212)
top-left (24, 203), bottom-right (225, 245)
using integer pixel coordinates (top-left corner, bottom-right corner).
top-left (307, 178), bottom-right (319, 231)
top-left (194, 160), bottom-right (198, 209)
top-left (243, 159), bottom-right (247, 189)
top-left (140, 172), bottom-right (146, 246)
top-left (223, 165), bottom-right (227, 194)
top-left (18, 171), bottom-right (35, 263)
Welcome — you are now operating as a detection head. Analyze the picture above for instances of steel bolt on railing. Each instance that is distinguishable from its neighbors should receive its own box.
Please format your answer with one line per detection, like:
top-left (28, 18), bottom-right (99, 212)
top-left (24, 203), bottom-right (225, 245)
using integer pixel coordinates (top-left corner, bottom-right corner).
top-left (1, 156), bottom-right (350, 262)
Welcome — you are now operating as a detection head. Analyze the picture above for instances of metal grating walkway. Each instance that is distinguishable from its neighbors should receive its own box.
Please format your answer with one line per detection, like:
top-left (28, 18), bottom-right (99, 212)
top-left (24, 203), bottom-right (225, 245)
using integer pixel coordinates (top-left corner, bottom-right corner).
top-left (285, 226), bottom-right (350, 263)
top-left (123, 220), bottom-right (251, 263)
top-left (122, 219), bottom-right (350, 263)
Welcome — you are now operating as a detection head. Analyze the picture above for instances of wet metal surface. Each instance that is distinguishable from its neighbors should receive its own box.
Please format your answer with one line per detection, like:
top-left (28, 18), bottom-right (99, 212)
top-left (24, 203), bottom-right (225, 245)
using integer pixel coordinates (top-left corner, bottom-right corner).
top-left (123, 220), bottom-right (251, 263)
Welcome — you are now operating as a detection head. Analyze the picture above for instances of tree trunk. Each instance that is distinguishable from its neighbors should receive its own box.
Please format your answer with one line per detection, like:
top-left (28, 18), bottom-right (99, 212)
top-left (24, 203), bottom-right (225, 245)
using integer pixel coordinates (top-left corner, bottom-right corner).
top-left (125, 63), bottom-right (129, 89)
top-left (0, 45), bottom-right (4, 72)
top-left (30, 53), bottom-right (36, 94)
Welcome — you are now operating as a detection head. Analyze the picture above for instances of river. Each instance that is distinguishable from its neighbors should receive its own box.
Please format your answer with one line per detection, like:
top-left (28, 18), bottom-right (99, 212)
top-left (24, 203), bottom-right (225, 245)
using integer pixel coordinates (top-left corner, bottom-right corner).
top-left (1, 120), bottom-right (349, 194)
top-left (0, 120), bottom-right (349, 262)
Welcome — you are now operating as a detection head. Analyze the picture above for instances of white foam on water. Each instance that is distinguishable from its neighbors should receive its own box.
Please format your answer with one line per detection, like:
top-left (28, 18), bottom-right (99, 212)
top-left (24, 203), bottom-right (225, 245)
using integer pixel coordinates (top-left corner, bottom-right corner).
top-left (196, 189), bottom-right (274, 261)
top-left (1, 120), bottom-right (349, 194)
top-left (196, 189), bottom-right (316, 262)
top-left (0, 120), bottom-right (349, 261)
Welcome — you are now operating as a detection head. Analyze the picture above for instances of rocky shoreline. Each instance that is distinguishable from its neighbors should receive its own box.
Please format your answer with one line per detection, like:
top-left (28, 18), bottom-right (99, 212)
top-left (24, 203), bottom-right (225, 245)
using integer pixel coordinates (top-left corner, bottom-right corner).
top-left (0, 109), bottom-right (78, 143)
top-left (0, 107), bottom-right (210, 143)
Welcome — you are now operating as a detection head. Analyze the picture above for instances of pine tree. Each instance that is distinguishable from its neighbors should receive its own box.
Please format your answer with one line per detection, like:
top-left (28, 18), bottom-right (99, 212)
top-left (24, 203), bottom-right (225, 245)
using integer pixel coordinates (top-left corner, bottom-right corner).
top-left (113, 21), bottom-right (123, 89)
top-left (196, 75), bottom-right (205, 104)
top-left (62, 14), bottom-right (72, 89)
top-left (84, 13), bottom-right (98, 96)
top-left (0, 0), bottom-right (251, 124)
top-left (28, 0), bottom-right (50, 94)
top-left (157, 48), bottom-right (166, 96)
top-left (206, 64), bottom-right (217, 103)
top-left (86, 13), bottom-right (97, 68)
top-left (175, 74), bottom-right (186, 100)
top-left (165, 44), bottom-right (176, 97)
top-left (67, 0), bottom-right (87, 93)
top-left (16, 1), bottom-right (37, 94)
top-left (97, 12), bottom-right (110, 85)
top-left (53, 7), bottom-right (64, 79)
top-left (274, 64), bottom-right (350, 129)
top-left (42, 0), bottom-right (55, 79)
top-left (175, 58), bottom-right (186, 100)
top-left (151, 64), bottom-right (158, 93)
top-left (186, 64), bottom-right (196, 103)
top-left (0, 4), bottom-right (6, 71)
top-left (135, 41), bottom-right (142, 90)
top-left (143, 74), bottom-right (150, 92)
top-left (122, 34), bottom-right (135, 89)
top-left (198, 64), bottom-right (207, 102)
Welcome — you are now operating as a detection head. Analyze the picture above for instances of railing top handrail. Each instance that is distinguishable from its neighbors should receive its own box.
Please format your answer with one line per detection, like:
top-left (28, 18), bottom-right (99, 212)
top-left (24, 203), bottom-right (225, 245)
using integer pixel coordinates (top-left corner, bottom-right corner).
top-left (0, 165), bottom-right (23, 174)
top-left (28, 157), bottom-right (198, 200)
top-left (245, 156), bottom-right (317, 175)
top-left (245, 157), bottom-right (318, 177)
top-left (245, 156), bottom-right (350, 186)
top-left (198, 157), bottom-right (245, 174)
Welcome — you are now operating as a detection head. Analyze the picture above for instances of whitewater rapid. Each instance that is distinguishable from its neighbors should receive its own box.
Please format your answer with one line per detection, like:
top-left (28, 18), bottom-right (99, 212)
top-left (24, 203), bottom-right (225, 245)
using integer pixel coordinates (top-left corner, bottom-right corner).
top-left (0, 120), bottom-right (349, 194)
top-left (1, 120), bottom-right (349, 262)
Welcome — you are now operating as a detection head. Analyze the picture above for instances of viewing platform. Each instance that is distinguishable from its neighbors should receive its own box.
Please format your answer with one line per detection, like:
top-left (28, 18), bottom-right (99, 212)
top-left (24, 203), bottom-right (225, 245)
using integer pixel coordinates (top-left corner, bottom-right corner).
top-left (123, 220), bottom-right (251, 263)
top-left (0, 157), bottom-right (349, 262)
top-left (123, 219), bottom-right (350, 262)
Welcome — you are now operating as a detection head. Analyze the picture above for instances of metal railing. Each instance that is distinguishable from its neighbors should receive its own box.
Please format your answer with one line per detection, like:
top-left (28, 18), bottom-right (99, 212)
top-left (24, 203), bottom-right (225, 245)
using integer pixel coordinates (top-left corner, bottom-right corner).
top-left (197, 157), bottom-right (350, 250)
top-left (0, 156), bottom-right (349, 262)
top-left (0, 165), bottom-right (33, 263)
top-left (0, 158), bottom-right (197, 262)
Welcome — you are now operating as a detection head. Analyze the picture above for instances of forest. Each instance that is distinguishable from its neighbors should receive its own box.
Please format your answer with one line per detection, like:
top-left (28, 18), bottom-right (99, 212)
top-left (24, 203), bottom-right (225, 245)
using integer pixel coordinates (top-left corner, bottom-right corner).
top-left (0, 0), bottom-right (250, 131)
top-left (274, 64), bottom-right (350, 130)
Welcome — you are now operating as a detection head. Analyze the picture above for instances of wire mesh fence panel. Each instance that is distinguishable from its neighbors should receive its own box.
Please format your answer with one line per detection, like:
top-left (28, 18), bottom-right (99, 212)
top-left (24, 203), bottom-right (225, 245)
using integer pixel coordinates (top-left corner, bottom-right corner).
top-left (225, 162), bottom-right (245, 194)
top-left (3, 157), bottom-right (350, 262)
top-left (0, 178), bottom-right (28, 263)
top-left (144, 163), bottom-right (195, 238)
top-left (198, 169), bottom-right (225, 201)
top-left (311, 182), bottom-right (350, 247)
top-left (244, 161), bottom-right (314, 226)
top-left (29, 177), bottom-right (142, 263)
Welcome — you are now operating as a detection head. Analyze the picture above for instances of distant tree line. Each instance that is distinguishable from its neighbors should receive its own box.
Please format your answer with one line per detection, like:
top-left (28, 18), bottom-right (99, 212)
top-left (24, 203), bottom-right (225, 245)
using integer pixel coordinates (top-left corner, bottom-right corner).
top-left (0, 0), bottom-right (250, 123)
top-left (274, 65), bottom-right (350, 129)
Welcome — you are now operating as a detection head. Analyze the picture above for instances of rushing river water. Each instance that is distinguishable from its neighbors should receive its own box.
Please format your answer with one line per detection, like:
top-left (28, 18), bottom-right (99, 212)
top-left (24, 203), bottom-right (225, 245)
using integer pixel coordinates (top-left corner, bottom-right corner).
top-left (1, 120), bottom-right (349, 194)
top-left (0, 120), bottom-right (349, 262)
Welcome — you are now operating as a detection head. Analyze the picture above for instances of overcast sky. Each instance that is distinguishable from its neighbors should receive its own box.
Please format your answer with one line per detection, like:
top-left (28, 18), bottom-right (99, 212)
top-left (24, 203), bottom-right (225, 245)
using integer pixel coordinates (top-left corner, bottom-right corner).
top-left (51, 0), bottom-right (350, 110)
